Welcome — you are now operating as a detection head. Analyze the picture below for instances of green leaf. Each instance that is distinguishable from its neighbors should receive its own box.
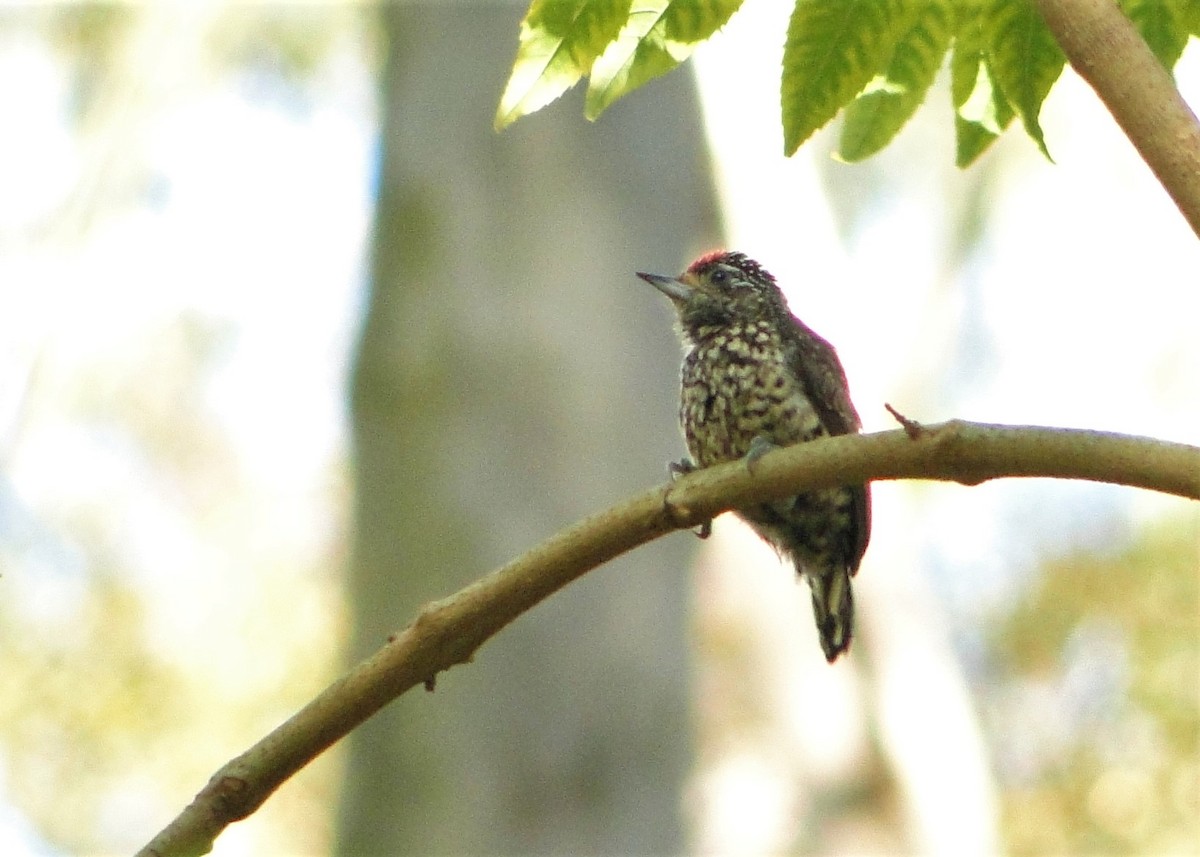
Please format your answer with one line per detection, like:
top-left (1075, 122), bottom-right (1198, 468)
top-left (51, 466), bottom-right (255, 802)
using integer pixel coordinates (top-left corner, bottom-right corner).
top-left (985, 0), bottom-right (1065, 160)
top-left (782, 0), bottom-right (922, 156)
top-left (838, 1), bottom-right (955, 162)
top-left (495, 0), bottom-right (632, 131)
top-left (950, 4), bottom-right (986, 109)
top-left (951, 5), bottom-right (1016, 167)
top-left (585, 0), bottom-right (744, 120)
top-left (1174, 0), bottom-right (1200, 38)
top-left (952, 74), bottom-right (1016, 167)
top-left (1118, 0), bottom-right (1190, 71)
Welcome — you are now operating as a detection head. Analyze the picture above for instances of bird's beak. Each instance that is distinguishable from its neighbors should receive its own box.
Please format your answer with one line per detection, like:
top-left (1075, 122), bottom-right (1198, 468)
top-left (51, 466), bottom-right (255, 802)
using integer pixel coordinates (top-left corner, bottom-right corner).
top-left (637, 271), bottom-right (693, 302)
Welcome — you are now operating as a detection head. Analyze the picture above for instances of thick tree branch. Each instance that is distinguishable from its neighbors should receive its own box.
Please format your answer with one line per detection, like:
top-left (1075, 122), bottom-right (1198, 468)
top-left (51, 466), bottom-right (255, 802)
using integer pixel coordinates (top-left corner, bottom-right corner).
top-left (1034, 0), bottom-right (1200, 237)
top-left (138, 422), bottom-right (1199, 857)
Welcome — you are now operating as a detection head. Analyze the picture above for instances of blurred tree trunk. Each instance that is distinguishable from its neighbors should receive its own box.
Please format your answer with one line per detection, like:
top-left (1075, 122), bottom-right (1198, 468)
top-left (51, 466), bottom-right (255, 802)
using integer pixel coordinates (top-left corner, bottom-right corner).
top-left (339, 6), bottom-right (719, 854)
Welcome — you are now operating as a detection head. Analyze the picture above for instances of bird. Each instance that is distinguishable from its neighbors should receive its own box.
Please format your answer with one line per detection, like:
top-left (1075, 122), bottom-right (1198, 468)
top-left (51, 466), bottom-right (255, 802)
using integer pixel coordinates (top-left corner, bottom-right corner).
top-left (638, 250), bottom-right (871, 662)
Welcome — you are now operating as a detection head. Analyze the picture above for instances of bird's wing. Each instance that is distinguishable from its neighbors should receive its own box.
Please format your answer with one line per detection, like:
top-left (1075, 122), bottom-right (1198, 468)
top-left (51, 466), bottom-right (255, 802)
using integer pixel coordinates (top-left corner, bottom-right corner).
top-left (787, 320), bottom-right (871, 571)
top-left (786, 321), bottom-right (861, 435)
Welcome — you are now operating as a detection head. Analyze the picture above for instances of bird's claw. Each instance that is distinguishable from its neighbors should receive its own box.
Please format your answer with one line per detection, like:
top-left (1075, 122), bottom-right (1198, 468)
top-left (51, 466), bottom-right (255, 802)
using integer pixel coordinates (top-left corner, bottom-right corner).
top-left (668, 458), bottom-right (696, 479)
top-left (667, 457), bottom-right (712, 539)
top-left (744, 435), bottom-right (778, 474)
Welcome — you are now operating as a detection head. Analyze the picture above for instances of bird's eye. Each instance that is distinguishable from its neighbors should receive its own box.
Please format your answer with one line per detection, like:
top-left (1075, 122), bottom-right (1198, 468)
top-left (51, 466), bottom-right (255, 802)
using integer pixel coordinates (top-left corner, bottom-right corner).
top-left (710, 269), bottom-right (727, 284)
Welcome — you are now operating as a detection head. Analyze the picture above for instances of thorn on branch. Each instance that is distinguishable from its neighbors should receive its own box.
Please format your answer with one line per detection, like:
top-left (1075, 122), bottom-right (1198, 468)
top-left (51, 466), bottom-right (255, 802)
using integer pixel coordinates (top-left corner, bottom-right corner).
top-left (885, 403), bottom-right (925, 439)
top-left (424, 675), bottom-right (437, 692)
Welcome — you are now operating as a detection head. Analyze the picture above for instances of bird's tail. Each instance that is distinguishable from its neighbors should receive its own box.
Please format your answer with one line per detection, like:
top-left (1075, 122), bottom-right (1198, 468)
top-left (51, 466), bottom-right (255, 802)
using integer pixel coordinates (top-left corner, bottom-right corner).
top-left (805, 564), bottom-right (854, 662)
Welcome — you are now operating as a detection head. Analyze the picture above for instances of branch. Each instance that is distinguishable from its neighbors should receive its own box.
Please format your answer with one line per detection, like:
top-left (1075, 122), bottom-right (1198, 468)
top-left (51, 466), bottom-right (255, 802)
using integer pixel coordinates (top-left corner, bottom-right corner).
top-left (138, 421), bottom-right (1199, 857)
top-left (1033, 0), bottom-right (1200, 237)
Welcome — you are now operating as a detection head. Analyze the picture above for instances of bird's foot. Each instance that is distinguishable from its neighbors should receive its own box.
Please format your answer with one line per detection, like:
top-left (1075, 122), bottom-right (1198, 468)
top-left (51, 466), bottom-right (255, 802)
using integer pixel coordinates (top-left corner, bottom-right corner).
top-left (744, 435), bottom-right (779, 475)
top-left (667, 457), bottom-right (712, 539)
top-left (668, 457), bottom-right (697, 479)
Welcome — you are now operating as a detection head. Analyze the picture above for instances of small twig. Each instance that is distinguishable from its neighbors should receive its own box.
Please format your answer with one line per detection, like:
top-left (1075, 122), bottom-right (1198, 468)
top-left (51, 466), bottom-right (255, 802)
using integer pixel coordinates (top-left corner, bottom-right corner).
top-left (884, 403), bottom-right (925, 439)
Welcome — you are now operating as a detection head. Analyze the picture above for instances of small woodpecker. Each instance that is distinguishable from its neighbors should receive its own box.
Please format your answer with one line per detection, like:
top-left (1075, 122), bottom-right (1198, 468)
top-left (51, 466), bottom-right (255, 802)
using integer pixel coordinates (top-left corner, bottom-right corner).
top-left (638, 251), bottom-right (871, 662)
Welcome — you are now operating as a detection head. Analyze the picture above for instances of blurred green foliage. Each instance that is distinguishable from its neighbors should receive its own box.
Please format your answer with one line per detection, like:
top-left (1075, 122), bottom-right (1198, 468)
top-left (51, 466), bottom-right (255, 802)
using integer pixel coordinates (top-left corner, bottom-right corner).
top-left (991, 516), bottom-right (1199, 854)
